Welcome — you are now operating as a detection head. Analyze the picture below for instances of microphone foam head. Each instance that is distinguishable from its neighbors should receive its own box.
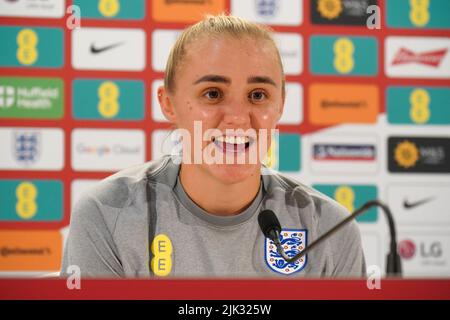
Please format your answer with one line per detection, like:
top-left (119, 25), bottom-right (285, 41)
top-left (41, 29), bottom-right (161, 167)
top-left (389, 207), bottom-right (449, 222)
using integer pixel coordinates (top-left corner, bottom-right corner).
top-left (258, 209), bottom-right (281, 239)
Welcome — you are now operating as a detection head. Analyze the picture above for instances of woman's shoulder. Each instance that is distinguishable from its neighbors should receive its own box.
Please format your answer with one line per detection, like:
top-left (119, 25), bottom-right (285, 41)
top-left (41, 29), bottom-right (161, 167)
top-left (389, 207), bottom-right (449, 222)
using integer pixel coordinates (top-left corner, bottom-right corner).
top-left (76, 155), bottom-right (174, 210)
top-left (263, 170), bottom-right (350, 223)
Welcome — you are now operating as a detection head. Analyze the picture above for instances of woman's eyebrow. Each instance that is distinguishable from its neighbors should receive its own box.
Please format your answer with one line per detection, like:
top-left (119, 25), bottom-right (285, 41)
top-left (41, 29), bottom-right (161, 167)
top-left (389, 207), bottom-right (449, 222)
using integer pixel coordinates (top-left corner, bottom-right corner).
top-left (193, 75), bottom-right (277, 87)
top-left (247, 76), bottom-right (277, 87)
top-left (193, 75), bottom-right (231, 85)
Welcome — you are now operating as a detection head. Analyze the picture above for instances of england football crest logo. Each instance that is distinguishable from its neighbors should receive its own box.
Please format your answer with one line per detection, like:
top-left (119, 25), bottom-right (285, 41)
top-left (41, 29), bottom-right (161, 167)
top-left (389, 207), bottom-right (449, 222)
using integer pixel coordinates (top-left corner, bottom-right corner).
top-left (13, 131), bottom-right (40, 166)
top-left (265, 229), bottom-right (307, 275)
top-left (256, 0), bottom-right (279, 18)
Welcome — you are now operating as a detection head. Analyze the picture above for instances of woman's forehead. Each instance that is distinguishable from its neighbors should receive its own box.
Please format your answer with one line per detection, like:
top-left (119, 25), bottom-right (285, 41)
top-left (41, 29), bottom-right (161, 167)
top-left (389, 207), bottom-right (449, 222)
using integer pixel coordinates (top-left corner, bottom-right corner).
top-left (186, 35), bottom-right (277, 57)
top-left (182, 35), bottom-right (281, 70)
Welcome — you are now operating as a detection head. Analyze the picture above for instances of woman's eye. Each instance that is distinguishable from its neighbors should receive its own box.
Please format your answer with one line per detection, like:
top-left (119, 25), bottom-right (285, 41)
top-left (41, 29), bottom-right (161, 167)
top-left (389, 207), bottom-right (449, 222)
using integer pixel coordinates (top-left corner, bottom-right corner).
top-left (203, 89), bottom-right (222, 100)
top-left (249, 90), bottom-right (267, 102)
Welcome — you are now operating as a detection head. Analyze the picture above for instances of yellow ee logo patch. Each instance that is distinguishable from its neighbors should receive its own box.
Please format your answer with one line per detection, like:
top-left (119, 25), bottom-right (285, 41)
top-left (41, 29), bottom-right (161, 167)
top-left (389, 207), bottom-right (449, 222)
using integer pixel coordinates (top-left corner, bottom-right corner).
top-left (15, 181), bottom-right (38, 219)
top-left (98, 0), bottom-right (120, 17)
top-left (151, 234), bottom-right (173, 277)
top-left (333, 38), bottom-right (355, 74)
top-left (409, 88), bottom-right (431, 124)
top-left (16, 29), bottom-right (38, 66)
top-left (97, 81), bottom-right (120, 118)
top-left (334, 185), bottom-right (355, 213)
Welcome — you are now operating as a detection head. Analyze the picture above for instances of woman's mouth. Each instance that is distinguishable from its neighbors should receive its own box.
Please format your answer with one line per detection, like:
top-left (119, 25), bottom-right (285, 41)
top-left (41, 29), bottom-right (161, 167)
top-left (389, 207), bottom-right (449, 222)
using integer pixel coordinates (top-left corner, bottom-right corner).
top-left (211, 135), bottom-right (255, 154)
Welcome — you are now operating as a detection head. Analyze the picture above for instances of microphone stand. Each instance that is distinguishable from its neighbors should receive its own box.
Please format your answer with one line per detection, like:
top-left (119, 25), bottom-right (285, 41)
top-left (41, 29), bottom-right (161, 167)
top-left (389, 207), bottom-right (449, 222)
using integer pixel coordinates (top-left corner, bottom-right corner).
top-left (274, 200), bottom-right (402, 277)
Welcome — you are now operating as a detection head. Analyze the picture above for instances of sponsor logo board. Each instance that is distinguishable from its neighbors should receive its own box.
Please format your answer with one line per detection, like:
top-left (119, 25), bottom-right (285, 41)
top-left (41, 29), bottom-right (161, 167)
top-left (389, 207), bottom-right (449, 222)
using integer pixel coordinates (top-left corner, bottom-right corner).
top-left (309, 83), bottom-right (378, 125)
top-left (387, 184), bottom-right (450, 225)
top-left (385, 37), bottom-right (450, 79)
top-left (0, 77), bottom-right (63, 119)
top-left (71, 129), bottom-right (145, 172)
top-left (72, 27), bottom-right (145, 71)
top-left (0, 127), bottom-right (64, 170)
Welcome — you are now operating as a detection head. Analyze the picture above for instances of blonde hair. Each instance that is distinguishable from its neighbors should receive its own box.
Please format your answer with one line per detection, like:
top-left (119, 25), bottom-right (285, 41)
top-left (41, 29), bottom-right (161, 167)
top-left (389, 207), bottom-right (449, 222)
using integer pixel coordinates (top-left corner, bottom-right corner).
top-left (164, 14), bottom-right (285, 95)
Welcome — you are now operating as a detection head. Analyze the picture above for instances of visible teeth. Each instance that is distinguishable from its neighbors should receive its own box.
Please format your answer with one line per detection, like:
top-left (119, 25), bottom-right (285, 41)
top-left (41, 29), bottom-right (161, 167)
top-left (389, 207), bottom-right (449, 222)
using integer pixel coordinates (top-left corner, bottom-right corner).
top-left (215, 136), bottom-right (250, 144)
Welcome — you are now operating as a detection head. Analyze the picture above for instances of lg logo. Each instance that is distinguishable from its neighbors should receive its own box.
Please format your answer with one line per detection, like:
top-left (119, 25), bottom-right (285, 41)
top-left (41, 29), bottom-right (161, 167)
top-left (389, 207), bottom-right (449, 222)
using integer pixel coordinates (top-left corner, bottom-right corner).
top-left (398, 239), bottom-right (443, 259)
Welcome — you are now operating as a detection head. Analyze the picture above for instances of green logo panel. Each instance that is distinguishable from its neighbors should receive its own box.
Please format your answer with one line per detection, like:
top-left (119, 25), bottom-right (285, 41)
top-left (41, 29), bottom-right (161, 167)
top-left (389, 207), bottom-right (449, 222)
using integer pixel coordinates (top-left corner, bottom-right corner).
top-left (0, 26), bottom-right (64, 68)
top-left (73, 0), bottom-right (145, 20)
top-left (0, 180), bottom-right (64, 222)
top-left (313, 184), bottom-right (378, 223)
top-left (387, 86), bottom-right (450, 125)
top-left (310, 36), bottom-right (378, 76)
top-left (387, 0), bottom-right (450, 29)
top-left (0, 77), bottom-right (63, 119)
top-left (72, 79), bottom-right (144, 120)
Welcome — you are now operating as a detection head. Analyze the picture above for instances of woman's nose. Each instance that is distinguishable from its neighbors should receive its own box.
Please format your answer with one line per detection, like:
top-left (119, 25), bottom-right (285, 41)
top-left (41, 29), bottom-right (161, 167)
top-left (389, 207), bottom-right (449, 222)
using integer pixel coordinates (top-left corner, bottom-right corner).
top-left (222, 101), bottom-right (251, 127)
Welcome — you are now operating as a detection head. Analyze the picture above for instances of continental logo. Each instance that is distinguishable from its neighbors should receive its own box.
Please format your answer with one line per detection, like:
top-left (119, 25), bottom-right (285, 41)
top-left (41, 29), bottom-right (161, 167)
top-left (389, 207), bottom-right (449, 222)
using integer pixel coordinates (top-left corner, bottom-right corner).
top-left (309, 83), bottom-right (378, 125)
top-left (0, 230), bottom-right (62, 271)
top-left (151, 234), bottom-right (173, 276)
top-left (312, 0), bottom-right (378, 26)
top-left (152, 0), bottom-right (225, 23)
top-left (388, 137), bottom-right (450, 173)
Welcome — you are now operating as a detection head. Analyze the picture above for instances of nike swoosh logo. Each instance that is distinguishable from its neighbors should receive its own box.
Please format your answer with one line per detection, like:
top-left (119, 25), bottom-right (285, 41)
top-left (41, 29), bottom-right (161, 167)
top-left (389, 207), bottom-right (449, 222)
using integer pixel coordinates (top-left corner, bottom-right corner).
top-left (90, 42), bottom-right (124, 54)
top-left (403, 197), bottom-right (435, 209)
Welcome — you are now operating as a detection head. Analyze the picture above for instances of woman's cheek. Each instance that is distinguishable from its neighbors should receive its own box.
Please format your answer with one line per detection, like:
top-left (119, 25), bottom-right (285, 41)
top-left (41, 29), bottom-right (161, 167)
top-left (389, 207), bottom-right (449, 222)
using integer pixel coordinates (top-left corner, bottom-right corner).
top-left (199, 106), bottom-right (221, 120)
top-left (251, 107), bottom-right (279, 127)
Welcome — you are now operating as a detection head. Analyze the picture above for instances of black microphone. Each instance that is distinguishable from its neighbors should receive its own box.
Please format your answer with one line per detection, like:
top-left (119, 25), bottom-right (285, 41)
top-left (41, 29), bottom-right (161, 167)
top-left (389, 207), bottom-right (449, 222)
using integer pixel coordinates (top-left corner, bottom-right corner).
top-left (258, 200), bottom-right (402, 277)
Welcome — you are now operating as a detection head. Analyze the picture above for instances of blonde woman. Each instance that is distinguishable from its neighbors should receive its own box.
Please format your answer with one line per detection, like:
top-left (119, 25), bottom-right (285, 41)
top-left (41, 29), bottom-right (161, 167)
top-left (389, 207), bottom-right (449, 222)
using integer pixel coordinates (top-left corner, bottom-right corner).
top-left (61, 14), bottom-right (366, 278)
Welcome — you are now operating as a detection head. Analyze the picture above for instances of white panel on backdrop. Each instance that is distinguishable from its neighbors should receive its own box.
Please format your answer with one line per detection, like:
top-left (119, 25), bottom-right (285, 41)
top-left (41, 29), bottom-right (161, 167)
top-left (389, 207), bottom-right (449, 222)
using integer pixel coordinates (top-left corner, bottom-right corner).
top-left (0, 0), bottom-right (65, 18)
top-left (279, 82), bottom-right (303, 125)
top-left (71, 129), bottom-right (145, 172)
top-left (398, 232), bottom-right (450, 277)
top-left (388, 185), bottom-right (450, 226)
top-left (152, 29), bottom-right (182, 72)
top-left (361, 233), bottom-right (382, 272)
top-left (151, 129), bottom-right (182, 161)
top-left (274, 33), bottom-right (303, 75)
top-left (72, 28), bottom-right (146, 71)
top-left (309, 133), bottom-right (379, 174)
top-left (71, 179), bottom-right (100, 210)
top-left (151, 79), bottom-right (167, 122)
top-left (231, 0), bottom-right (302, 26)
top-left (385, 36), bottom-right (450, 79)
top-left (0, 127), bottom-right (64, 170)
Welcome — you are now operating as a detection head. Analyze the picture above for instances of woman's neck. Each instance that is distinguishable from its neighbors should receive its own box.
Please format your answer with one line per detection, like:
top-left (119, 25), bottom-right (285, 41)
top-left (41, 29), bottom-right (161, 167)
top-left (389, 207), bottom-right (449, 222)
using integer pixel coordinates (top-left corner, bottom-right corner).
top-left (179, 165), bottom-right (261, 216)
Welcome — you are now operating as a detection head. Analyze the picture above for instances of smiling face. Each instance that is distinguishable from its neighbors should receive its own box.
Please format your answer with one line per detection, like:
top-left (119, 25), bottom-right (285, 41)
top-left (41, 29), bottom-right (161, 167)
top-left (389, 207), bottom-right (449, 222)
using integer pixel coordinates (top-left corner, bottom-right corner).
top-left (159, 35), bottom-right (285, 185)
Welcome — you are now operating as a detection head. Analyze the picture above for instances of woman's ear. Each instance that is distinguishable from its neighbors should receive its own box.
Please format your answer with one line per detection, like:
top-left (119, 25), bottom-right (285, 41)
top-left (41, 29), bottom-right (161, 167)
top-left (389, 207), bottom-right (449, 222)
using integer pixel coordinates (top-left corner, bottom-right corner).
top-left (157, 86), bottom-right (177, 123)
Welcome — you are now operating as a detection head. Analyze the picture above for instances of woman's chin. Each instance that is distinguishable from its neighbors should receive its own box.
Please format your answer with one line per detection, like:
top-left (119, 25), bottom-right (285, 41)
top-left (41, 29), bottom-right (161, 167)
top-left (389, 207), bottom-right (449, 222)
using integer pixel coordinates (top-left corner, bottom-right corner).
top-left (206, 162), bottom-right (260, 185)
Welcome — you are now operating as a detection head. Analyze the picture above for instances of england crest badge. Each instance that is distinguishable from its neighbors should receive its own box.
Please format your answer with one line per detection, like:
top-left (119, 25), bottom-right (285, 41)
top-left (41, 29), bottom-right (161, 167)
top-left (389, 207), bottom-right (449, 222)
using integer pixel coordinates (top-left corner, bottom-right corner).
top-left (265, 229), bottom-right (307, 275)
top-left (13, 131), bottom-right (40, 166)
